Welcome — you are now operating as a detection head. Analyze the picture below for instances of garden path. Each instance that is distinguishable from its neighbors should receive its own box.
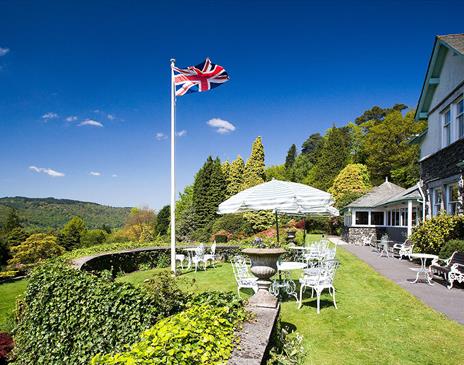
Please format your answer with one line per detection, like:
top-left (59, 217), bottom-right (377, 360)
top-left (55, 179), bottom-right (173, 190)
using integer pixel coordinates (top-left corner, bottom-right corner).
top-left (340, 242), bottom-right (464, 324)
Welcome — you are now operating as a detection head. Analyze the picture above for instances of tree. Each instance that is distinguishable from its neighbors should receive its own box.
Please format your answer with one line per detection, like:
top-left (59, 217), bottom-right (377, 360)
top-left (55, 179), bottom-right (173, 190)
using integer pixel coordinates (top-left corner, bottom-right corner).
top-left (242, 136), bottom-right (265, 189)
top-left (265, 164), bottom-right (287, 181)
top-left (157, 205), bottom-right (170, 236)
top-left (124, 208), bottom-right (156, 242)
top-left (80, 229), bottom-right (107, 247)
top-left (354, 103), bottom-right (408, 126)
top-left (4, 208), bottom-right (21, 232)
top-left (289, 153), bottom-right (313, 183)
top-left (301, 133), bottom-right (323, 164)
top-left (329, 164), bottom-right (372, 208)
top-left (192, 156), bottom-right (226, 231)
top-left (7, 227), bottom-right (29, 247)
top-left (227, 155), bottom-right (245, 196)
top-left (306, 126), bottom-right (352, 191)
top-left (362, 110), bottom-right (426, 186)
top-left (285, 144), bottom-right (297, 170)
top-left (59, 216), bottom-right (86, 250)
top-left (8, 233), bottom-right (64, 268)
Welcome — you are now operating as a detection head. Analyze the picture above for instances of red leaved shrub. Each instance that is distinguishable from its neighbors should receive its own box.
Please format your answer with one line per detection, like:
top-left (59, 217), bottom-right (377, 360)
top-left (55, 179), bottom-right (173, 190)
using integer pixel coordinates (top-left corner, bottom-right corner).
top-left (0, 332), bottom-right (14, 364)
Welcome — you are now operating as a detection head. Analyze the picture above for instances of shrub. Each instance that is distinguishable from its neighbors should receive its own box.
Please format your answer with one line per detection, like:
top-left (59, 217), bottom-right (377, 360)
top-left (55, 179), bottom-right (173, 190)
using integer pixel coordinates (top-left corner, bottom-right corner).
top-left (12, 261), bottom-right (187, 365)
top-left (8, 233), bottom-right (64, 270)
top-left (143, 271), bottom-right (186, 315)
top-left (212, 214), bottom-right (253, 237)
top-left (0, 332), bottom-right (14, 365)
top-left (91, 302), bottom-right (246, 365)
top-left (0, 271), bottom-right (18, 281)
top-left (80, 229), bottom-right (107, 247)
top-left (244, 211), bottom-right (275, 233)
top-left (410, 214), bottom-right (464, 254)
top-left (439, 239), bottom-right (464, 259)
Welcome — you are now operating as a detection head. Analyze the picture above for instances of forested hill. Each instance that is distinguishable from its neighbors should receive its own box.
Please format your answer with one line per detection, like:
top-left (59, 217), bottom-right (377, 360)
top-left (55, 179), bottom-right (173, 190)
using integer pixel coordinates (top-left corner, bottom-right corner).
top-left (0, 197), bottom-right (132, 229)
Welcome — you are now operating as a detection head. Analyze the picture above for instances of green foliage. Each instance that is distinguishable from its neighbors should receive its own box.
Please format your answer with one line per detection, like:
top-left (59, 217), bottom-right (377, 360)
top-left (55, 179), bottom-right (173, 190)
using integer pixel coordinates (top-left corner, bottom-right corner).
top-left (58, 216), bottom-right (86, 250)
top-left (0, 270), bottom-right (18, 280)
top-left (211, 214), bottom-right (253, 238)
top-left (306, 126), bottom-right (352, 191)
top-left (439, 240), bottom-right (464, 259)
top-left (266, 164), bottom-right (287, 181)
top-left (92, 301), bottom-right (246, 365)
top-left (268, 323), bottom-right (305, 365)
top-left (4, 208), bottom-right (22, 232)
top-left (329, 164), bottom-right (372, 208)
top-left (289, 153), bottom-right (313, 183)
top-left (80, 229), bottom-right (107, 247)
top-left (6, 227), bottom-right (29, 247)
top-left (8, 233), bottom-right (64, 269)
top-left (13, 261), bottom-right (185, 365)
top-left (242, 136), bottom-right (266, 189)
top-left (410, 214), bottom-right (464, 254)
top-left (157, 205), bottom-right (170, 236)
top-left (285, 144), bottom-right (297, 170)
top-left (354, 103), bottom-right (407, 126)
top-left (227, 155), bottom-right (245, 197)
top-left (244, 211), bottom-right (275, 233)
top-left (62, 241), bottom-right (166, 260)
top-left (0, 197), bottom-right (131, 230)
top-left (362, 110), bottom-right (426, 186)
top-left (301, 133), bottom-right (323, 163)
top-left (193, 157), bottom-right (226, 232)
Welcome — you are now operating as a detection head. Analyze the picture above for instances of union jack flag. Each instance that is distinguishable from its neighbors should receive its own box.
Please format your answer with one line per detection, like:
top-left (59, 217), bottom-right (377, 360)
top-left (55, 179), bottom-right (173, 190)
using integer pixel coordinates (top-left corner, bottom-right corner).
top-left (172, 58), bottom-right (229, 96)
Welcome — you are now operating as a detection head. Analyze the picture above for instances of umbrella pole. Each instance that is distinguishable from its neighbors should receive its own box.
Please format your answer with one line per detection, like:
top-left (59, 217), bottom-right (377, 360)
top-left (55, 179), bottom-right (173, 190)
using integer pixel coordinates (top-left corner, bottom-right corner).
top-left (275, 210), bottom-right (280, 243)
top-left (303, 217), bottom-right (306, 244)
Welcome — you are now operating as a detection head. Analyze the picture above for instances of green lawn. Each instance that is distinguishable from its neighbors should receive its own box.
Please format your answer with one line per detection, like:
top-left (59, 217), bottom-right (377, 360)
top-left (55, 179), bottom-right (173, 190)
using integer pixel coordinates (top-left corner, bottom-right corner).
top-left (0, 279), bottom-right (28, 332)
top-left (118, 247), bottom-right (464, 365)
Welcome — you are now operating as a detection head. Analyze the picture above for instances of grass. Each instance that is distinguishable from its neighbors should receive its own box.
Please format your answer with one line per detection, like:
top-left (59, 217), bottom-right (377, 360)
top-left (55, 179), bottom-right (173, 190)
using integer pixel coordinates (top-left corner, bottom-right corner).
top-left (118, 247), bottom-right (464, 365)
top-left (0, 279), bottom-right (28, 332)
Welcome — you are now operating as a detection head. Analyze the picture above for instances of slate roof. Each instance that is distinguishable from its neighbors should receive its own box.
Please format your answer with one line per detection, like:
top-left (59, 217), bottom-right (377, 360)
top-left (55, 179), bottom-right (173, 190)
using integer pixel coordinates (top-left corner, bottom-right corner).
top-left (346, 181), bottom-right (405, 208)
top-left (438, 33), bottom-right (464, 55)
top-left (379, 185), bottom-right (422, 206)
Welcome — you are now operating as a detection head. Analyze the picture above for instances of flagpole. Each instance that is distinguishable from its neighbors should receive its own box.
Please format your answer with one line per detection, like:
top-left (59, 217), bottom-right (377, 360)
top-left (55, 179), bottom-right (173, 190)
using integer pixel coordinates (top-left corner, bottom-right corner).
top-left (170, 58), bottom-right (176, 274)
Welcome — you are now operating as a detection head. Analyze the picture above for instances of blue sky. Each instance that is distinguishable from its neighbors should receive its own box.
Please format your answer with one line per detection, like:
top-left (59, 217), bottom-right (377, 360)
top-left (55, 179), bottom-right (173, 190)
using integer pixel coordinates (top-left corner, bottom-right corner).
top-left (1, 0), bottom-right (463, 209)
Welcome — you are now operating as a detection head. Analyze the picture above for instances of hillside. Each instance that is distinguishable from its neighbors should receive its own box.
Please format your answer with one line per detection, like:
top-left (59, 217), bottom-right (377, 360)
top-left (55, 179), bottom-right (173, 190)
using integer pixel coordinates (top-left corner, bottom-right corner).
top-left (0, 197), bottom-right (132, 229)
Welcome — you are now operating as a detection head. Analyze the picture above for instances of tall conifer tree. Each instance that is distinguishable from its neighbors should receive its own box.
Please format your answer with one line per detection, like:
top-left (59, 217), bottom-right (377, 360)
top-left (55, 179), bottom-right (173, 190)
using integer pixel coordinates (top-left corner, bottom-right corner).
top-left (242, 136), bottom-right (265, 189)
top-left (227, 155), bottom-right (245, 197)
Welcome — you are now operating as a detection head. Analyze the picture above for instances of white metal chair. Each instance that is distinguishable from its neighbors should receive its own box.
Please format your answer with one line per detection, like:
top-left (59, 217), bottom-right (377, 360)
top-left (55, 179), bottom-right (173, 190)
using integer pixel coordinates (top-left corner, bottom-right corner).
top-left (298, 259), bottom-right (339, 313)
top-left (204, 242), bottom-right (217, 267)
top-left (232, 255), bottom-right (258, 296)
top-left (192, 246), bottom-right (208, 272)
top-left (175, 254), bottom-right (186, 269)
top-left (392, 239), bottom-right (414, 261)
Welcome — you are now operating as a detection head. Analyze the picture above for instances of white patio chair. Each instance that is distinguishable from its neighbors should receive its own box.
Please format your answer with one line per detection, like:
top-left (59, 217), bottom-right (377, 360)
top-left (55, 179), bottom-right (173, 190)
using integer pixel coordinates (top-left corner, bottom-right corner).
top-left (204, 242), bottom-right (217, 267)
top-left (298, 259), bottom-right (339, 313)
top-left (192, 246), bottom-right (207, 272)
top-left (231, 255), bottom-right (258, 296)
top-left (392, 239), bottom-right (414, 261)
top-left (175, 254), bottom-right (186, 269)
top-left (324, 246), bottom-right (337, 260)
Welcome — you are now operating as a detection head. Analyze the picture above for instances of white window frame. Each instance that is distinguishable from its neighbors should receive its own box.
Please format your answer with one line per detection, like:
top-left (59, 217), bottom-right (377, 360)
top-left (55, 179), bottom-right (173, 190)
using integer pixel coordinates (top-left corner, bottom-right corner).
top-left (446, 183), bottom-right (459, 215)
top-left (433, 187), bottom-right (443, 216)
top-left (456, 98), bottom-right (464, 140)
top-left (442, 108), bottom-right (452, 148)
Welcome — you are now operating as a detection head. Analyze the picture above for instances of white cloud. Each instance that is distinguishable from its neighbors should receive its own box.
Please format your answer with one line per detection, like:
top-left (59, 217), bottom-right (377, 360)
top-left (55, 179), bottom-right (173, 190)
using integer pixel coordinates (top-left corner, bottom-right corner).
top-left (176, 130), bottom-right (187, 137)
top-left (207, 118), bottom-right (236, 134)
top-left (0, 48), bottom-right (9, 57)
top-left (79, 119), bottom-right (103, 127)
top-left (65, 115), bottom-right (78, 122)
top-left (107, 114), bottom-right (115, 120)
top-left (155, 132), bottom-right (167, 141)
top-left (112, 174), bottom-right (118, 178)
top-left (89, 171), bottom-right (101, 176)
top-left (29, 165), bottom-right (65, 177)
top-left (42, 112), bottom-right (59, 120)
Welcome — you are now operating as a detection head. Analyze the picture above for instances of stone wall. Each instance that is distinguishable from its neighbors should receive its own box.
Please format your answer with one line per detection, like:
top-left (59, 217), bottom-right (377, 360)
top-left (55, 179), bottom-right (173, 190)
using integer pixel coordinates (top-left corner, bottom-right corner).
top-left (420, 139), bottom-right (464, 183)
top-left (343, 227), bottom-right (378, 245)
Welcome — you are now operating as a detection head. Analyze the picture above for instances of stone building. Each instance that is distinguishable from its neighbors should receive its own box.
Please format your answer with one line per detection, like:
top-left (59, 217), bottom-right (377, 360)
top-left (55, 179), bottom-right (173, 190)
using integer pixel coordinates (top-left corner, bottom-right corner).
top-left (415, 34), bottom-right (464, 217)
top-left (342, 180), bottom-right (423, 245)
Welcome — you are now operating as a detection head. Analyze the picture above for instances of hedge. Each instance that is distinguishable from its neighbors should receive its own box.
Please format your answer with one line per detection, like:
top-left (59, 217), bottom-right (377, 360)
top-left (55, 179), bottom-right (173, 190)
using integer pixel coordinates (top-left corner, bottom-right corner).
top-left (11, 261), bottom-right (186, 365)
top-left (439, 239), bottom-right (464, 259)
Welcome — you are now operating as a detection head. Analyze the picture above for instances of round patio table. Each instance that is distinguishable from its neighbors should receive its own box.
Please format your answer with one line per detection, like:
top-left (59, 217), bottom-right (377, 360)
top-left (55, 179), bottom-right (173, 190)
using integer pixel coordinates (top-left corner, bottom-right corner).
top-left (409, 253), bottom-right (438, 285)
top-left (288, 246), bottom-right (311, 261)
top-left (270, 261), bottom-right (307, 301)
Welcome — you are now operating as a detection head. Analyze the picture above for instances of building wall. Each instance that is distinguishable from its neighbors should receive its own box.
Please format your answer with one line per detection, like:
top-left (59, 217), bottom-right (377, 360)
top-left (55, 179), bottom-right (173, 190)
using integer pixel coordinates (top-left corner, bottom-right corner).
top-left (420, 49), bottom-right (464, 160)
top-left (342, 226), bottom-right (408, 245)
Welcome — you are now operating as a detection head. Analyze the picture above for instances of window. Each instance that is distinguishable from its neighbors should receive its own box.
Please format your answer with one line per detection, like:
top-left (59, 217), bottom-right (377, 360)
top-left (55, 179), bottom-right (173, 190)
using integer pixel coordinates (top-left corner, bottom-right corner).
top-left (371, 212), bottom-right (384, 226)
top-left (447, 183), bottom-right (459, 215)
top-left (400, 208), bottom-right (407, 227)
top-left (390, 209), bottom-right (400, 226)
top-left (457, 99), bottom-right (464, 139)
top-left (355, 211), bottom-right (369, 225)
top-left (433, 188), bottom-right (443, 216)
top-left (443, 109), bottom-right (451, 147)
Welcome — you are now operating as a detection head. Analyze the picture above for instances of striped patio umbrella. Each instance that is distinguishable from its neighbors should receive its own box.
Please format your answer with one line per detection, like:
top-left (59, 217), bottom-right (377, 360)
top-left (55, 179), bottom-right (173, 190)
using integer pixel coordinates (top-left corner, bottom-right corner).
top-left (217, 179), bottom-right (339, 242)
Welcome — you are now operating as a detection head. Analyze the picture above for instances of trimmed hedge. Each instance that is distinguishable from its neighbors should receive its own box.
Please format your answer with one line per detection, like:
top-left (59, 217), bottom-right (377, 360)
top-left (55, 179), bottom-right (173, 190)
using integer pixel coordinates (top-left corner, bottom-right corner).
top-left (12, 261), bottom-right (186, 365)
top-left (439, 239), bottom-right (464, 259)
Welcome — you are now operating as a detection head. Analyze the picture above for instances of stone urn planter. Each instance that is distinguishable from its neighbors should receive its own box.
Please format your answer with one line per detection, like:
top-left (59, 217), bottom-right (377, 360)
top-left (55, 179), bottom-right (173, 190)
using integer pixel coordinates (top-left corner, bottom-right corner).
top-left (242, 248), bottom-right (286, 308)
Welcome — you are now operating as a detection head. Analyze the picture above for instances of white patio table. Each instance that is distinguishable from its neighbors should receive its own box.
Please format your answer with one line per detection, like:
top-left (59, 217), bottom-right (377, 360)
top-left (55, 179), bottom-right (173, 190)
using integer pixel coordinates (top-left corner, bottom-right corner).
top-left (270, 261), bottom-right (307, 301)
top-left (409, 253), bottom-right (438, 285)
top-left (288, 246), bottom-right (311, 261)
top-left (376, 239), bottom-right (395, 258)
